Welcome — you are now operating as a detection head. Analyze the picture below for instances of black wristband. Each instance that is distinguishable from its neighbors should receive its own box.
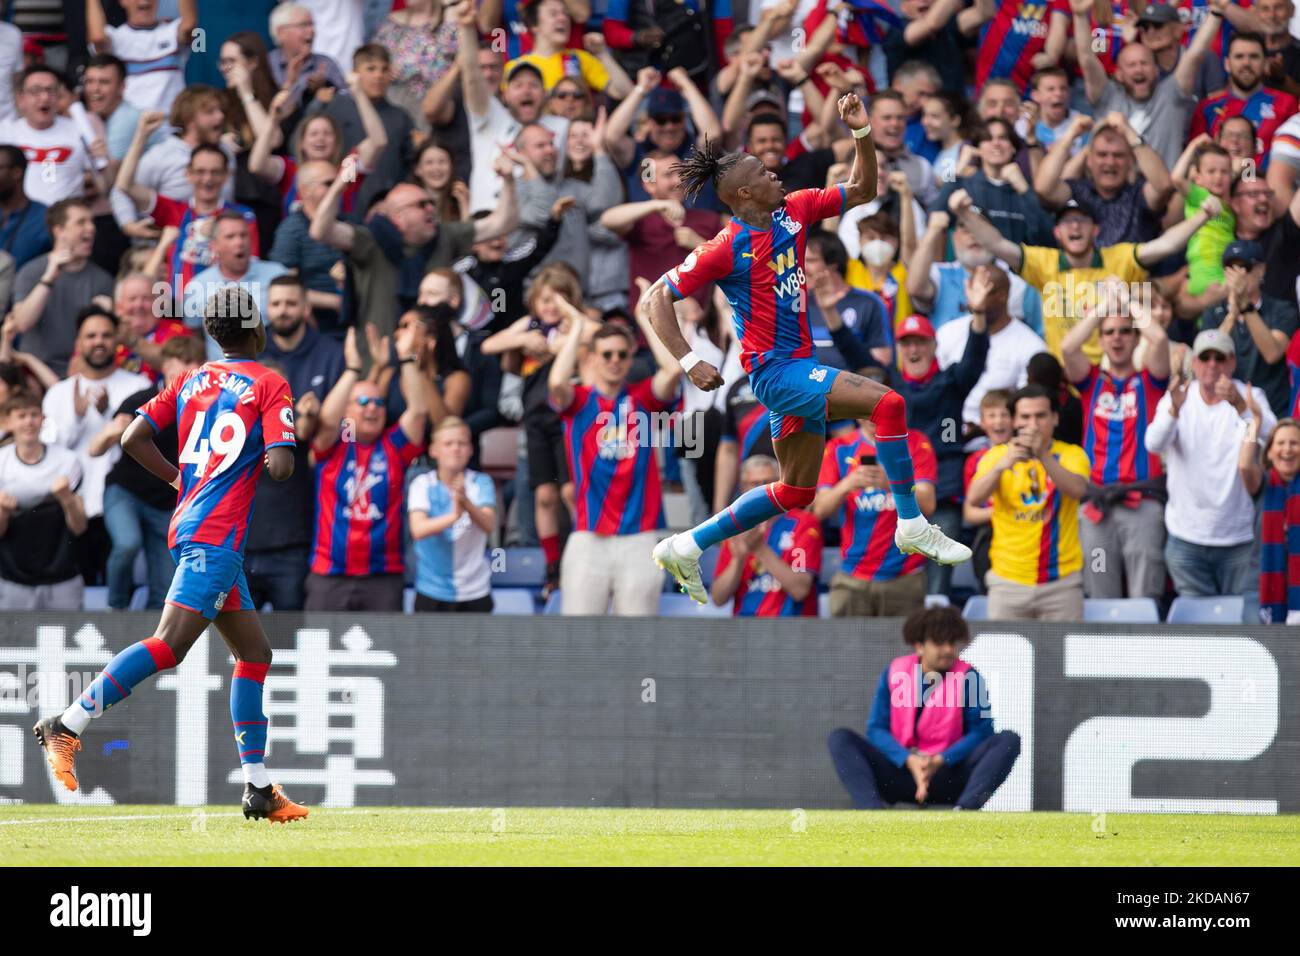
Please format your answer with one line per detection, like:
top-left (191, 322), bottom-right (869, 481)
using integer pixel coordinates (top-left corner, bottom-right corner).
top-left (1210, 8), bottom-right (1223, 16)
top-left (399, 356), bottom-right (417, 365)
top-left (346, 366), bottom-right (363, 375)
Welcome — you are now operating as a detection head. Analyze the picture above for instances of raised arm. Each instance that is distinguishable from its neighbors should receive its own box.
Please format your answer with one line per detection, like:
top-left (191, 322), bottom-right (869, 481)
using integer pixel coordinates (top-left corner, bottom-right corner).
top-left (1059, 304), bottom-right (1103, 385)
top-left (546, 302), bottom-right (586, 413)
top-left (667, 67), bottom-right (722, 143)
top-left (1137, 195), bottom-right (1221, 267)
top-left (582, 33), bottom-right (633, 100)
top-left (456, 0), bottom-right (491, 119)
top-left (116, 111), bottom-right (167, 212)
top-left (1134, 297), bottom-right (1171, 381)
top-left (472, 153), bottom-right (522, 241)
top-left (313, 329), bottom-right (363, 452)
top-left (838, 93), bottom-right (878, 211)
top-left (907, 210), bottom-right (949, 309)
top-left (176, 0), bottom-right (198, 47)
top-left (905, 0), bottom-right (963, 46)
top-left (1170, 132), bottom-right (1211, 196)
top-left (1070, 0), bottom-right (1109, 106)
top-left (1176, 0), bottom-right (1224, 97)
top-left (395, 325), bottom-right (431, 446)
top-left (422, 60), bottom-right (462, 128)
top-left (957, 0), bottom-right (996, 33)
top-left (349, 71), bottom-right (390, 171)
top-left (86, 0), bottom-right (108, 50)
top-left (949, 188), bottom-right (1023, 270)
top-left (603, 67), bottom-right (658, 168)
top-left (307, 172), bottom-right (356, 251)
top-left (1033, 114), bottom-right (1090, 208)
top-left (600, 198), bottom-right (677, 235)
top-left (722, 52), bottom-right (765, 150)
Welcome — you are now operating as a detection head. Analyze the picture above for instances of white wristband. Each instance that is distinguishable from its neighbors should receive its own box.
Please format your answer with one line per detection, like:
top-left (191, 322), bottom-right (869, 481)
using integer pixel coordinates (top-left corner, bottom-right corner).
top-left (680, 351), bottom-right (703, 373)
top-left (852, 124), bottom-right (873, 140)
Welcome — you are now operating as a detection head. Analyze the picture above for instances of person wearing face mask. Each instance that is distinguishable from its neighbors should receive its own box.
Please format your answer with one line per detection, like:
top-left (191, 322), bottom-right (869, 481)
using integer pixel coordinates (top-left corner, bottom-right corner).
top-left (907, 211), bottom-right (1044, 334)
top-left (848, 210), bottom-right (912, 326)
top-left (1250, 417), bottom-right (1300, 623)
top-left (934, 118), bottom-right (1056, 247)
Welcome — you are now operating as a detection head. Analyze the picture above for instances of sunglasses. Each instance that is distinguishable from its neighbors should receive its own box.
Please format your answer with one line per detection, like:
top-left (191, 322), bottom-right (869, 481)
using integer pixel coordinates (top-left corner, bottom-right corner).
top-left (651, 113), bottom-right (684, 125)
top-left (354, 395), bottom-right (387, 407)
top-left (599, 349), bottom-right (630, 361)
top-left (552, 90), bottom-right (585, 100)
top-left (404, 199), bottom-right (436, 210)
top-left (1101, 327), bottom-right (1135, 337)
top-left (1198, 351), bottom-right (1229, 363)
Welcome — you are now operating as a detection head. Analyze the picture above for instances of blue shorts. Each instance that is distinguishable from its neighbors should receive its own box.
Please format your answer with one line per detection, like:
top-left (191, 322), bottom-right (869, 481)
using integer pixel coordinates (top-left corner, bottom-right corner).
top-left (748, 357), bottom-right (842, 440)
top-left (166, 543), bottom-right (252, 620)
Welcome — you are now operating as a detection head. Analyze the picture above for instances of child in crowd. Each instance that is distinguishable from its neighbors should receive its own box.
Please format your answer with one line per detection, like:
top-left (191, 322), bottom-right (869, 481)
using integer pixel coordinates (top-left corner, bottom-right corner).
top-left (1172, 137), bottom-right (1237, 297)
top-left (963, 389), bottom-right (1014, 592)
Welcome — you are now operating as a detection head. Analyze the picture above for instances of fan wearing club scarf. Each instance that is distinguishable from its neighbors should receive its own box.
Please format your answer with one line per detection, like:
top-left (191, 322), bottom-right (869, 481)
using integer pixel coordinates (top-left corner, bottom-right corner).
top-left (883, 309), bottom-right (990, 594)
top-left (1250, 417), bottom-right (1300, 623)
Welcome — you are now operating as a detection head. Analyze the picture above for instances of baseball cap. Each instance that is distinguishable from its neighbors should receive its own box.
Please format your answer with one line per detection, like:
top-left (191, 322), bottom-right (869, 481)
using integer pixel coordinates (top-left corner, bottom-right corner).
top-left (504, 60), bottom-right (544, 85)
top-left (1136, 2), bottom-right (1181, 26)
top-left (647, 88), bottom-right (686, 117)
top-left (1222, 239), bottom-right (1265, 268)
top-left (897, 314), bottom-right (936, 341)
top-left (1055, 197), bottom-right (1097, 222)
top-left (745, 88), bottom-right (784, 112)
top-left (1193, 328), bottom-right (1235, 360)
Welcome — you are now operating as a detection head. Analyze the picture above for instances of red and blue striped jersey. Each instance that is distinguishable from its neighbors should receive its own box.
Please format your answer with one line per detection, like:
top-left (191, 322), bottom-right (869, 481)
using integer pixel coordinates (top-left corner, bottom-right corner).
top-left (138, 359), bottom-right (296, 552)
top-left (1076, 365), bottom-right (1167, 485)
top-left (150, 196), bottom-right (259, 305)
top-left (715, 510), bottom-right (822, 617)
top-left (977, 0), bottom-right (1070, 93)
top-left (311, 425), bottom-right (421, 576)
top-left (1190, 87), bottom-right (1299, 162)
top-left (278, 150), bottom-right (367, 219)
top-left (663, 186), bottom-right (846, 374)
top-left (818, 429), bottom-right (937, 581)
top-left (555, 379), bottom-right (673, 535)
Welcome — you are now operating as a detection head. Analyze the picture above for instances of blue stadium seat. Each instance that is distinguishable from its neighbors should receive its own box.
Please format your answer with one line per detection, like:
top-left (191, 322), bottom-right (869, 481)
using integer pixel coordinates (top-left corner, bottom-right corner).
top-left (962, 595), bottom-right (989, 620)
top-left (818, 550), bottom-right (842, 586)
top-left (818, 592), bottom-right (829, 618)
top-left (491, 588), bottom-right (535, 615)
top-left (659, 593), bottom-right (732, 617)
top-left (924, 594), bottom-right (950, 609)
top-left (403, 588), bottom-right (416, 613)
top-left (129, 587), bottom-right (148, 610)
top-left (661, 545), bottom-right (722, 591)
top-left (1084, 598), bottom-right (1160, 623)
top-left (1166, 596), bottom-right (1245, 624)
top-left (83, 587), bottom-right (108, 610)
top-left (542, 590), bottom-right (564, 615)
top-left (489, 547), bottom-right (546, 587)
top-left (951, 558), bottom-right (979, 593)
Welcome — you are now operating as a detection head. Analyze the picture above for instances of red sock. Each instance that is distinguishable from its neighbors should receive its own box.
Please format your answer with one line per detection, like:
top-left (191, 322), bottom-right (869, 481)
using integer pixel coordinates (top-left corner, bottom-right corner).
top-left (540, 534), bottom-right (561, 565)
top-left (868, 389), bottom-right (907, 438)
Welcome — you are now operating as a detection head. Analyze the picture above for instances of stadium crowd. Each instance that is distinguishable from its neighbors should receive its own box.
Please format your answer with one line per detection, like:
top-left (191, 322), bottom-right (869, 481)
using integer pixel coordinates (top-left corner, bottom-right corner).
top-left (2, 0), bottom-right (1300, 623)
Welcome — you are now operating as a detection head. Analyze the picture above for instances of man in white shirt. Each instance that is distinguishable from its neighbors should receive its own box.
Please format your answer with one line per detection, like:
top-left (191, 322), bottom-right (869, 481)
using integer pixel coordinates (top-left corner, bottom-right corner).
top-left (40, 307), bottom-right (151, 584)
top-left (1144, 329), bottom-right (1276, 618)
top-left (454, 2), bottom-right (567, 214)
top-left (86, 0), bottom-right (198, 114)
top-left (0, 66), bottom-right (94, 206)
top-left (935, 268), bottom-right (1047, 428)
top-left (0, 19), bottom-right (22, 125)
top-left (298, 0), bottom-right (366, 75)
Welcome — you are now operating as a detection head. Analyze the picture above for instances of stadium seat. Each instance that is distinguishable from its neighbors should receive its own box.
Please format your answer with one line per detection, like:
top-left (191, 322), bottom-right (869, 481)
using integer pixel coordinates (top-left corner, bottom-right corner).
top-left (83, 587), bottom-right (109, 610)
top-left (659, 593), bottom-right (732, 617)
top-left (664, 546), bottom-right (721, 591)
top-left (478, 427), bottom-right (520, 481)
top-left (818, 549), bottom-right (842, 586)
top-left (662, 492), bottom-right (693, 531)
top-left (1166, 595), bottom-right (1245, 624)
top-left (962, 595), bottom-right (989, 620)
top-left (129, 587), bottom-right (148, 610)
top-left (924, 594), bottom-right (950, 609)
top-left (489, 547), bottom-right (545, 587)
top-left (403, 588), bottom-right (416, 613)
top-left (818, 592), bottom-right (829, 618)
top-left (542, 590), bottom-right (564, 615)
top-left (951, 558), bottom-right (979, 593)
top-left (491, 588), bottom-right (535, 615)
top-left (1083, 598), bottom-right (1160, 623)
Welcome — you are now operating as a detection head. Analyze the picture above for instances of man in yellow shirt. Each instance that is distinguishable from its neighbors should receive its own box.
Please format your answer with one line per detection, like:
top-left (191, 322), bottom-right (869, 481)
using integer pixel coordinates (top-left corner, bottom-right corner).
top-left (967, 384), bottom-right (1091, 621)
top-left (504, 0), bottom-right (633, 98)
top-left (948, 190), bottom-right (1221, 364)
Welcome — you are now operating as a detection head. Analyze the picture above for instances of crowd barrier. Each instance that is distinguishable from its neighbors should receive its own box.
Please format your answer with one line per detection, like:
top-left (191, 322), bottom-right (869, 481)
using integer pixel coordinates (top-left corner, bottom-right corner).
top-left (1, 614), bottom-right (1295, 813)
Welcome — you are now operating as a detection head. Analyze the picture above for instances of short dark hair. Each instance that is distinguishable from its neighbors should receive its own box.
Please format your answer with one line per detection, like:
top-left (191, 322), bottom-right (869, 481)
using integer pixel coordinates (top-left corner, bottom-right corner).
top-left (189, 143), bottom-right (229, 169)
top-left (902, 606), bottom-right (970, 647)
top-left (1008, 382), bottom-right (1058, 416)
top-left (46, 197), bottom-right (90, 232)
top-left (353, 43), bottom-right (390, 67)
top-left (1227, 31), bottom-right (1267, 57)
top-left (0, 391), bottom-right (42, 416)
top-left (748, 111), bottom-right (788, 139)
top-left (268, 273), bottom-right (304, 293)
top-left (0, 144), bottom-right (26, 174)
top-left (76, 305), bottom-right (118, 333)
top-left (807, 230), bottom-right (848, 276)
top-left (869, 89), bottom-right (907, 112)
top-left (19, 64), bottom-right (62, 92)
top-left (213, 209), bottom-right (251, 233)
top-left (1030, 66), bottom-right (1069, 90)
top-left (973, 118), bottom-right (1024, 153)
top-left (592, 323), bottom-right (635, 350)
top-left (203, 286), bottom-right (260, 348)
top-left (84, 53), bottom-right (127, 83)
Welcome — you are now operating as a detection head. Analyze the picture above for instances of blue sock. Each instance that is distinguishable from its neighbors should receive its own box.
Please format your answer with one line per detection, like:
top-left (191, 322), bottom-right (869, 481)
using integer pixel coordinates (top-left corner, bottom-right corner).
top-left (689, 484), bottom-right (785, 551)
top-left (231, 661), bottom-right (270, 767)
top-left (875, 435), bottom-right (921, 520)
top-left (72, 637), bottom-right (177, 722)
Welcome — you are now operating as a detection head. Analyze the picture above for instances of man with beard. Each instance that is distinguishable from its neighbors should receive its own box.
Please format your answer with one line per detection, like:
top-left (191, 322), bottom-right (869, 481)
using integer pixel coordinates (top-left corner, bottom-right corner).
top-left (1033, 112), bottom-right (1174, 245)
top-left (1072, 0), bottom-right (1220, 170)
top-left (10, 199), bottom-right (113, 376)
top-left (455, 1), bottom-right (568, 214)
top-left (907, 211), bottom-right (1044, 332)
top-left (1191, 32), bottom-right (1299, 162)
top-left (266, 159), bottom-right (345, 333)
top-left (40, 307), bottom-right (151, 584)
top-left (1257, 0), bottom-right (1300, 98)
top-left (0, 145), bottom-right (51, 270)
top-left (259, 273), bottom-right (344, 424)
top-left (1232, 158), bottom-right (1300, 306)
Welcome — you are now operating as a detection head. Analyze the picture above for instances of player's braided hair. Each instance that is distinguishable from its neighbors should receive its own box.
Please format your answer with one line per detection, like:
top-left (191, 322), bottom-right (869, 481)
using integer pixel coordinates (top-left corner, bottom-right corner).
top-left (203, 286), bottom-right (259, 349)
top-left (673, 136), bottom-right (744, 206)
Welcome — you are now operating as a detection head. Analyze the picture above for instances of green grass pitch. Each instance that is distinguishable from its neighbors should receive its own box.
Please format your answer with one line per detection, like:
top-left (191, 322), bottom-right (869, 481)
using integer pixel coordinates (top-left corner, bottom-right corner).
top-left (1, 806), bottom-right (1295, 866)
